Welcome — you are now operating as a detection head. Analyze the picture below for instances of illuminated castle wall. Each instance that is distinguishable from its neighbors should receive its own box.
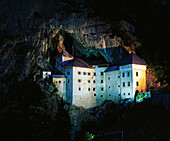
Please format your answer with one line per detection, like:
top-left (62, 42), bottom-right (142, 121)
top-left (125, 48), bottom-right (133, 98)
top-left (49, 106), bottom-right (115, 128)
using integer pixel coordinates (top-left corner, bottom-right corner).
top-left (44, 52), bottom-right (147, 109)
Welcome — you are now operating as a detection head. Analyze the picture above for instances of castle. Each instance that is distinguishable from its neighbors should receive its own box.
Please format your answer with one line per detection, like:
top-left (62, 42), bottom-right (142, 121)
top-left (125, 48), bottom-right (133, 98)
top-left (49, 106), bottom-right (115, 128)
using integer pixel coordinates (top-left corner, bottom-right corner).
top-left (43, 50), bottom-right (147, 109)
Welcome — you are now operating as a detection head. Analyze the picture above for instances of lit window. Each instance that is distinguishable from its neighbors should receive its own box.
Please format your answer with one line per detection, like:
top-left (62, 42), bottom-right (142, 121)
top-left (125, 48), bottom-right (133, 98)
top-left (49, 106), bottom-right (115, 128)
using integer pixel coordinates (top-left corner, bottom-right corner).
top-left (101, 88), bottom-right (104, 91)
top-left (78, 71), bottom-right (81, 75)
top-left (127, 72), bottom-right (130, 77)
top-left (122, 72), bottom-right (125, 77)
top-left (123, 82), bottom-right (125, 87)
top-left (136, 81), bottom-right (139, 86)
top-left (101, 72), bottom-right (104, 75)
top-left (78, 79), bottom-right (81, 82)
top-left (88, 88), bottom-right (90, 91)
top-left (88, 80), bottom-right (90, 83)
top-left (93, 80), bottom-right (95, 83)
top-left (128, 82), bottom-right (130, 86)
top-left (93, 88), bottom-right (95, 91)
top-left (136, 72), bottom-right (138, 76)
top-left (88, 72), bottom-right (91, 76)
top-left (83, 72), bottom-right (86, 75)
top-left (101, 80), bottom-right (103, 83)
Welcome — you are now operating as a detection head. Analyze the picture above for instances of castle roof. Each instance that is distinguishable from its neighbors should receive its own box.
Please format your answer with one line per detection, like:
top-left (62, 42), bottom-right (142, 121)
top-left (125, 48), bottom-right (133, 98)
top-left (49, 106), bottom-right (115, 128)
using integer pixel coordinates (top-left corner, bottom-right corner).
top-left (62, 58), bottom-right (92, 68)
top-left (120, 52), bottom-right (147, 66)
top-left (105, 65), bottom-right (119, 72)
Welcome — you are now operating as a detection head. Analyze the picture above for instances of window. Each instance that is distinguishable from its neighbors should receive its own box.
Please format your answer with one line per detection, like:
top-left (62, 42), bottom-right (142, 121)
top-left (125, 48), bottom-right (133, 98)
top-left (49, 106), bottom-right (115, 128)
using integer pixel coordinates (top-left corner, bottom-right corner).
top-left (94, 94), bottom-right (96, 96)
top-left (128, 82), bottom-right (130, 86)
top-left (118, 85), bottom-right (120, 87)
top-left (123, 93), bottom-right (125, 95)
top-left (83, 72), bottom-right (86, 75)
top-left (127, 72), bottom-right (130, 77)
top-left (118, 76), bottom-right (120, 78)
top-left (59, 81), bottom-right (61, 83)
top-left (88, 80), bottom-right (90, 83)
top-left (108, 77), bottom-right (110, 80)
top-left (93, 88), bottom-right (95, 91)
top-left (94, 73), bottom-right (96, 76)
top-left (101, 88), bottom-right (104, 91)
top-left (88, 88), bottom-right (90, 91)
top-left (79, 87), bottom-right (81, 91)
top-left (101, 80), bottom-right (103, 83)
top-left (68, 80), bottom-right (69, 83)
top-left (78, 79), bottom-right (81, 82)
top-left (56, 81), bottom-right (57, 83)
top-left (93, 80), bottom-right (95, 83)
top-left (136, 81), bottom-right (139, 86)
top-left (136, 72), bottom-right (138, 76)
top-left (101, 95), bottom-right (103, 97)
top-left (101, 72), bottom-right (104, 75)
top-left (67, 71), bottom-right (70, 75)
top-left (109, 94), bottom-right (111, 96)
top-left (88, 72), bottom-right (91, 76)
top-left (128, 93), bottom-right (130, 95)
top-left (109, 86), bottom-right (110, 88)
top-left (123, 82), bottom-right (125, 87)
top-left (78, 71), bottom-right (81, 75)
top-left (122, 72), bottom-right (125, 77)
top-left (118, 94), bottom-right (120, 96)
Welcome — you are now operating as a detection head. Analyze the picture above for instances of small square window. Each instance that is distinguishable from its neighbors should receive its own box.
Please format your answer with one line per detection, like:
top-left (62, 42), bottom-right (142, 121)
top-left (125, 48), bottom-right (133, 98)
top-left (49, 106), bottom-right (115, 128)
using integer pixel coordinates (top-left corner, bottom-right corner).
top-left (88, 80), bottom-right (90, 83)
top-left (109, 86), bottom-right (110, 88)
top-left (128, 93), bottom-right (130, 95)
top-left (83, 72), bottom-right (86, 75)
top-left (101, 88), bottom-right (104, 91)
top-left (59, 81), bottom-right (61, 83)
top-left (108, 77), bottom-right (110, 80)
top-left (118, 85), bottom-right (120, 87)
top-left (94, 73), bottom-right (96, 76)
top-left (93, 88), bottom-right (95, 91)
top-left (79, 87), bottom-right (81, 91)
top-left (78, 71), bottom-right (81, 75)
top-left (123, 93), bottom-right (125, 95)
top-left (109, 94), bottom-right (111, 96)
top-left (78, 79), bottom-right (81, 82)
top-left (101, 72), bottom-right (104, 75)
top-left (94, 94), bottom-right (96, 96)
top-left (56, 81), bottom-right (57, 83)
top-left (118, 94), bottom-right (120, 96)
top-left (118, 76), bottom-right (120, 78)
top-left (88, 88), bottom-right (90, 91)
top-left (101, 95), bottom-right (103, 97)
top-left (101, 80), bottom-right (103, 83)
top-left (93, 80), bottom-right (95, 83)
top-left (88, 72), bottom-right (91, 76)
top-left (67, 72), bottom-right (70, 75)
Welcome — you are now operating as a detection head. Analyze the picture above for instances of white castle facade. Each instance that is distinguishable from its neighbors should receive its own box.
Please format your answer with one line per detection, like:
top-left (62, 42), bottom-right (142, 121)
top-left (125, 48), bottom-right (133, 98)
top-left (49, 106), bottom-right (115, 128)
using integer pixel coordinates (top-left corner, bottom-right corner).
top-left (43, 51), bottom-right (147, 109)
